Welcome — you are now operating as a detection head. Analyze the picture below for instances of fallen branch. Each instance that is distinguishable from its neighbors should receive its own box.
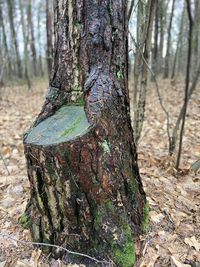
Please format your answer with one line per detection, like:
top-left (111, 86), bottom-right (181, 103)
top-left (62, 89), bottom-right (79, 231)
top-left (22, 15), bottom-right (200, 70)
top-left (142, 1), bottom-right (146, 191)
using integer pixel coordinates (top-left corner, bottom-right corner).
top-left (0, 232), bottom-right (109, 265)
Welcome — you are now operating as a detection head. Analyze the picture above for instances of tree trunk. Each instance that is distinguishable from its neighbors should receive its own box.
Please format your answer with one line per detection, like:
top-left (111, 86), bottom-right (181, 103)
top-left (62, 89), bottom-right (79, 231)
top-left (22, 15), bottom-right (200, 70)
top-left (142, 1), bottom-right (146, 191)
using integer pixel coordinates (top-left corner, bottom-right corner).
top-left (19, 0), bottom-right (31, 89)
top-left (152, 0), bottom-right (159, 75)
top-left (171, 5), bottom-right (185, 81)
top-left (7, 0), bottom-right (22, 78)
top-left (46, 0), bottom-right (53, 78)
top-left (37, 0), bottom-right (44, 77)
top-left (133, 0), bottom-right (156, 144)
top-left (163, 0), bottom-right (175, 79)
top-left (27, 0), bottom-right (37, 77)
top-left (175, 0), bottom-right (193, 169)
top-left (158, 0), bottom-right (166, 72)
top-left (0, 0), bottom-right (12, 76)
top-left (24, 1), bottom-right (147, 266)
top-left (133, 1), bottom-right (145, 115)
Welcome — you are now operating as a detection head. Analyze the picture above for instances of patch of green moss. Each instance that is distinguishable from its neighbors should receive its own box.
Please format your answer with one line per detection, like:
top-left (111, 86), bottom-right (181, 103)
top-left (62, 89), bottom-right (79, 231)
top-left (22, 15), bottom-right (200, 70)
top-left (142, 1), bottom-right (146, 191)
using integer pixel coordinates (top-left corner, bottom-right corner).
top-left (74, 96), bottom-right (84, 106)
top-left (141, 202), bottom-right (149, 232)
top-left (20, 213), bottom-right (30, 229)
top-left (61, 116), bottom-right (82, 137)
top-left (94, 210), bottom-right (103, 230)
top-left (101, 140), bottom-right (110, 154)
top-left (113, 225), bottom-right (136, 267)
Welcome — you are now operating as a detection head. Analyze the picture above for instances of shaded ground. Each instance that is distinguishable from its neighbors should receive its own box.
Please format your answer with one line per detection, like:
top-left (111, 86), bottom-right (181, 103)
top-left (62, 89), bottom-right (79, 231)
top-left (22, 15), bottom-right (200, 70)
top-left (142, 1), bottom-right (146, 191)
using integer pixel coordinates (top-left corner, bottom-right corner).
top-left (0, 78), bottom-right (199, 267)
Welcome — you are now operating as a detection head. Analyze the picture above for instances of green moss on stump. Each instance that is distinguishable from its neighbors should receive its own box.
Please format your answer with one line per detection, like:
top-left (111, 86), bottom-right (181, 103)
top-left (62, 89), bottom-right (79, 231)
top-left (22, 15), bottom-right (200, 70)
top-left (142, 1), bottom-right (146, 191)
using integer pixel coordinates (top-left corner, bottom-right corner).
top-left (113, 225), bottom-right (136, 267)
top-left (24, 106), bottom-right (91, 146)
top-left (61, 116), bottom-right (82, 136)
top-left (94, 202), bottom-right (136, 267)
top-left (141, 202), bottom-right (149, 232)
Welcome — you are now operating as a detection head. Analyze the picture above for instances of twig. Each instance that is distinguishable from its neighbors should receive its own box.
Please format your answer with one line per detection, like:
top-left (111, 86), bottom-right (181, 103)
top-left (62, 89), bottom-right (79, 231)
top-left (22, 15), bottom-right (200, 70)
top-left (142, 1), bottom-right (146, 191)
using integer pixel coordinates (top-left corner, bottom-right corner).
top-left (0, 232), bottom-right (109, 265)
top-left (0, 151), bottom-right (10, 175)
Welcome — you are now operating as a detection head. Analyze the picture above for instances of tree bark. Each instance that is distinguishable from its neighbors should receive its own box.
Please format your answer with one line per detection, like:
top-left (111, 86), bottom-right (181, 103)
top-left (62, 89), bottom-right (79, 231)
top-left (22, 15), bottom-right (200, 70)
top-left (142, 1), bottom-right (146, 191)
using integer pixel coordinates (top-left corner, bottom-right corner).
top-left (24, 1), bottom-right (147, 266)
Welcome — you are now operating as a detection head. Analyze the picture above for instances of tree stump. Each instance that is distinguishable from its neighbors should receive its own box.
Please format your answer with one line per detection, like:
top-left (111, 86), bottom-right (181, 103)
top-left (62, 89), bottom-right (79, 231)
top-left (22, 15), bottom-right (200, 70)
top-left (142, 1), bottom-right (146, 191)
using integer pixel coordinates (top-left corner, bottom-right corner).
top-left (23, 1), bottom-right (147, 266)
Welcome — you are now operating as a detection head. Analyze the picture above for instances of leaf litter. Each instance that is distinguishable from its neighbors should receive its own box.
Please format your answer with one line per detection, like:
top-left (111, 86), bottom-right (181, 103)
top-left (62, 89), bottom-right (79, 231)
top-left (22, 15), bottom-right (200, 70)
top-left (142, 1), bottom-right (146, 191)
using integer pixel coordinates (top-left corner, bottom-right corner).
top-left (0, 78), bottom-right (199, 266)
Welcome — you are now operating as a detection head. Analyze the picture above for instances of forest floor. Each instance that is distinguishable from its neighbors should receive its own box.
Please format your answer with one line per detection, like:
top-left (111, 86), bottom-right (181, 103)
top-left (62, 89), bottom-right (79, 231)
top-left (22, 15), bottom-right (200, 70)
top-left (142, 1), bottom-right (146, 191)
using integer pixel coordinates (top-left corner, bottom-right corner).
top-left (0, 78), bottom-right (199, 267)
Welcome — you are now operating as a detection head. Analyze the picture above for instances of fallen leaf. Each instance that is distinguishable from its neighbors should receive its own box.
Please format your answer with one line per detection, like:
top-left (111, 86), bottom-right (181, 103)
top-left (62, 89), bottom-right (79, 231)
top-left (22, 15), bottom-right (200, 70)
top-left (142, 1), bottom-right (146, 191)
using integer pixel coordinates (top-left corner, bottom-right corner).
top-left (170, 256), bottom-right (190, 267)
top-left (29, 250), bottom-right (41, 267)
top-left (184, 236), bottom-right (200, 251)
top-left (149, 211), bottom-right (165, 223)
top-left (0, 261), bottom-right (6, 267)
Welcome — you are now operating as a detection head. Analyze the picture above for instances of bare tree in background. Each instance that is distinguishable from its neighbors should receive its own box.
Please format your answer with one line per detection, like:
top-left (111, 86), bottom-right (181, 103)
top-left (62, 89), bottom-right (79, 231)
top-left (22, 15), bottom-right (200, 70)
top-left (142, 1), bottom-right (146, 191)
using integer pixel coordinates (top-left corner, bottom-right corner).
top-left (46, 0), bottom-right (53, 78)
top-left (7, 0), bottom-right (22, 78)
top-left (37, 0), bottom-right (44, 77)
top-left (171, 5), bottom-right (185, 81)
top-left (133, 0), bottom-right (156, 144)
top-left (27, 0), bottom-right (37, 77)
top-left (163, 0), bottom-right (175, 79)
top-left (0, 0), bottom-right (12, 77)
top-left (19, 0), bottom-right (31, 89)
top-left (175, 0), bottom-right (193, 169)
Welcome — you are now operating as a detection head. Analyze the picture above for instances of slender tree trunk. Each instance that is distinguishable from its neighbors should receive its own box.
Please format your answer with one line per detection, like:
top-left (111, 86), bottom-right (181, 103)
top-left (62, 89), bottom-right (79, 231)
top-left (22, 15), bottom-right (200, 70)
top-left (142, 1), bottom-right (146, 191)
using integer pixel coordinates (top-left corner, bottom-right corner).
top-left (169, 61), bottom-right (200, 155)
top-left (192, 0), bottom-right (200, 75)
top-left (128, 0), bottom-right (135, 21)
top-left (23, 1), bottom-right (147, 266)
top-left (176, 0), bottom-right (193, 169)
top-left (158, 1), bottom-right (165, 72)
top-left (152, 0), bottom-right (159, 75)
top-left (163, 0), bottom-right (175, 79)
top-left (171, 5), bottom-right (185, 81)
top-left (133, 1), bottom-right (145, 115)
top-left (134, 0), bottom-right (156, 144)
top-left (0, 0), bottom-right (12, 76)
top-left (27, 0), bottom-right (37, 77)
top-left (37, 0), bottom-right (44, 77)
top-left (7, 0), bottom-right (22, 78)
top-left (46, 0), bottom-right (53, 78)
top-left (19, 0), bottom-right (31, 89)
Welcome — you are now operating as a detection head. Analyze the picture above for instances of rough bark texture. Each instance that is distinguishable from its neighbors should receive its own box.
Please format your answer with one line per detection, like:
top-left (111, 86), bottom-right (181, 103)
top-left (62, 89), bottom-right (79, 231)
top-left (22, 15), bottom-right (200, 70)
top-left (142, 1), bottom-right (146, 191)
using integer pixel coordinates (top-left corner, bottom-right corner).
top-left (24, 1), bottom-right (147, 266)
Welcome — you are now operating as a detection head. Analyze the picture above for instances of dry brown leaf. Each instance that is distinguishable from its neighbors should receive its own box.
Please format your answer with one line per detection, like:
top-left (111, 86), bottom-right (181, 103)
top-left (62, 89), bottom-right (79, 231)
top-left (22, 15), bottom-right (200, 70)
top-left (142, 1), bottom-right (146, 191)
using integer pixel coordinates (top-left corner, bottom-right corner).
top-left (149, 211), bottom-right (164, 223)
top-left (29, 250), bottom-right (41, 267)
top-left (184, 236), bottom-right (200, 251)
top-left (170, 256), bottom-right (190, 267)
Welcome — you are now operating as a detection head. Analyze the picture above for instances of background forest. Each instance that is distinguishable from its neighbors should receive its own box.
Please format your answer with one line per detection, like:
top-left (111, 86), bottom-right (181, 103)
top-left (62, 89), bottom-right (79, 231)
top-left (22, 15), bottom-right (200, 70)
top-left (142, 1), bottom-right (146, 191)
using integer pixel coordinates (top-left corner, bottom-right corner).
top-left (0, 0), bottom-right (200, 266)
